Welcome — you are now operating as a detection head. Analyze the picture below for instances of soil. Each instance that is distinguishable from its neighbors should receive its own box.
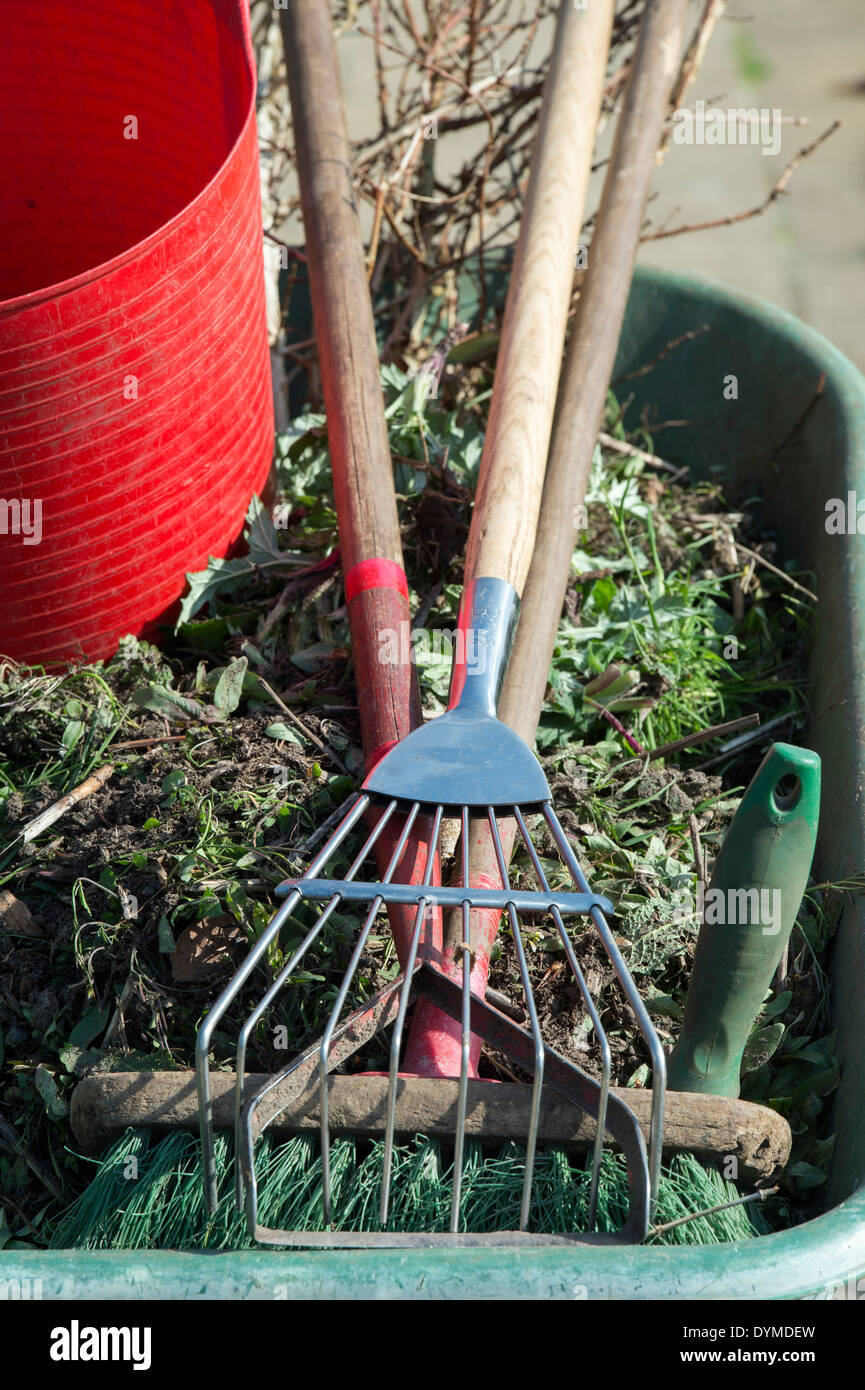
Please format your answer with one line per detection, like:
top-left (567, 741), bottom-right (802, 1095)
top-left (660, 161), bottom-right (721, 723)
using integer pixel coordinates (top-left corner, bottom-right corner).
top-left (1, 714), bottom-right (323, 1068)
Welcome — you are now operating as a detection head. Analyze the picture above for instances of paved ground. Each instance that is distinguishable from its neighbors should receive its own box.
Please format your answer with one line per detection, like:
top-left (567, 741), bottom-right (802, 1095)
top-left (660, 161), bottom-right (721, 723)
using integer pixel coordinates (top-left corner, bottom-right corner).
top-left (638, 0), bottom-right (865, 369)
top-left (330, 1), bottom-right (863, 367)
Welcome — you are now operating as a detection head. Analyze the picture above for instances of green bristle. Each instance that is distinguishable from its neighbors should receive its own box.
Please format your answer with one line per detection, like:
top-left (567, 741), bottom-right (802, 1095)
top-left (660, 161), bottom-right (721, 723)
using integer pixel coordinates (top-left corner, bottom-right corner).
top-left (51, 1129), bottom-right (772, 1250)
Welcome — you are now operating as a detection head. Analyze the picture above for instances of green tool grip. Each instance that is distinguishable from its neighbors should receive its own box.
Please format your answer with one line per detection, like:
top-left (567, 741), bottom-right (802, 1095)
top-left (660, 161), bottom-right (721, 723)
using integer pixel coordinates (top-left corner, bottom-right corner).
top-left (667, 742), bottom-right (821, 1097)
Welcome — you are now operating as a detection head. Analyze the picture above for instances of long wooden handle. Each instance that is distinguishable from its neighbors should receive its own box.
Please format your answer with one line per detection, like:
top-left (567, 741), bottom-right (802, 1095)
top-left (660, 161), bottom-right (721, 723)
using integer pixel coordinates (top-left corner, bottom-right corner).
top-left (282, 3), bottom-right (440, 1014)
top-left (464, 0), bottom-right (614, 594)
top-left (281, 1), bottom-right (419, 759)
top-left (426, 0), bottom-right (614, 1076)
top-left (443, 0), bottom-right (691, 1004)
top-left (500, 0), bottom-right (691, 731)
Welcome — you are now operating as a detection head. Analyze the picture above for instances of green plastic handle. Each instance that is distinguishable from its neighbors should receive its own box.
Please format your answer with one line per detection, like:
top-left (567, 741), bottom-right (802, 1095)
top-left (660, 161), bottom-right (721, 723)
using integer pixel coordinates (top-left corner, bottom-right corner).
top-left (667, 742), bottom-right (821, 1097)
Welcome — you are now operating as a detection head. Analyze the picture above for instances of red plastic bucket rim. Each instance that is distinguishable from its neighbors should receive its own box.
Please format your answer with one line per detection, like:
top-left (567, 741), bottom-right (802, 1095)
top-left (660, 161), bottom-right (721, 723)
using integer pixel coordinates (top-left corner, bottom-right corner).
top-left (0, 0), bottom-right (257, 318)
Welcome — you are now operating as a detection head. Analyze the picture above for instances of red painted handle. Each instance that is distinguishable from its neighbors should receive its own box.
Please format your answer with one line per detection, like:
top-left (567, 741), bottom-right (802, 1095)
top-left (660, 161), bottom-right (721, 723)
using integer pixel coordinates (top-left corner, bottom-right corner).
top-left (282, 0), bottom-right (454, 1070)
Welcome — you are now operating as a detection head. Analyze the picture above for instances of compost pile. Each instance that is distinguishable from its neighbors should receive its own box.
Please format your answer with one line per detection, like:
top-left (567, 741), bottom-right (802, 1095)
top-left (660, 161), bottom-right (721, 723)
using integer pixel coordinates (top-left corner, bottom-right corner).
top-left (0, 367), bottom-right (841, 1246)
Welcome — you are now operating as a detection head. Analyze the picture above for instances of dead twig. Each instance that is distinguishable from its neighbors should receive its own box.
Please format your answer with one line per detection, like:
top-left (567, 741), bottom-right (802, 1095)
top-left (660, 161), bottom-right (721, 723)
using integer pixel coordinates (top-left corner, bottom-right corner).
top-left (110, 735), bottom-right (186, 751)
top-left (21, 764), bottom-right (114, 844)
top-left (101, 974), bottom-right (135, 1052)
top-left (657, 0), bottom-right (726, 164)
top-left (258, 677), bottom-right (350, 776)
top-left (688, 812), bottom-right (708, 886)
top-left (685, 516), bottom-right (819, 602)
top-left (730, 542), bottom-right (818, 604)
top-left (598, 431), bottom-right (688, 480)
top-left (696, 712), bottom-right (797, 769)
top-left (292, 793), bottom-right (359, 859)
top-left (765, 371), bottom-right (828, 462)
top-left (621, 713), bottom-right (761, 765)
top-left (641, 122), bottom-right (841, 242)
top-left (649, 1186), bottom-right (779, 1238)
top-left (485, 986), bottom-right (527, 1023)
top-left (613, 324), bottom-right (711, 384)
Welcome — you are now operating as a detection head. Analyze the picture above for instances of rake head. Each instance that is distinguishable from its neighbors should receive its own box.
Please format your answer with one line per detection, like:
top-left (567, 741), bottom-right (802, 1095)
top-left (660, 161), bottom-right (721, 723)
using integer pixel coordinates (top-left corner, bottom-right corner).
top-left (196, 580), bottom-right (666, 1246)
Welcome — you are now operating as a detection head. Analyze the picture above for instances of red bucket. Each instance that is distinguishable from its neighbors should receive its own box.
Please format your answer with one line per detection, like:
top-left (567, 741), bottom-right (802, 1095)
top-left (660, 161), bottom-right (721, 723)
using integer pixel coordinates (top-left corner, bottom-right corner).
top-left (0, 0), bottom-right (273, 666)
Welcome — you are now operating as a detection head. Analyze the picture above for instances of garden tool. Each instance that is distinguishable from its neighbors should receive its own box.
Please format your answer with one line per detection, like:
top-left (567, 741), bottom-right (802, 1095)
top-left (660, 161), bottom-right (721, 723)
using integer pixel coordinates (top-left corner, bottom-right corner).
top-left (196, 0), bottom-right (671, 1249)
top-left (443, 0), bottom-right (695, 1041)
top-left (402, 0), bottom-right (617, 1084)
top-left (270, 0), bottom-right (447, 1052)
top-left (668, 743), bottom-right (821, 1096)
top-left (434, 0), bottom-right (798, 1210)
top-left (502, 0), bottom-right (692, 733)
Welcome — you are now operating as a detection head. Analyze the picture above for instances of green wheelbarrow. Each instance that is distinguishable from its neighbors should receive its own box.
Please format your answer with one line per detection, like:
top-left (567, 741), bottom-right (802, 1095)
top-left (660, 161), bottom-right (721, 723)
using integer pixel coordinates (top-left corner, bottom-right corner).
top-left (4, 266), bottom-right (865, 1299)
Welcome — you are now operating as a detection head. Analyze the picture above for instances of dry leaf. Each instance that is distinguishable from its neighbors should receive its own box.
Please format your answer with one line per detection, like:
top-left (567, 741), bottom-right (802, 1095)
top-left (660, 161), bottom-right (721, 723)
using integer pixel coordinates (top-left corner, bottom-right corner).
top-left (0, 890), bottom-right (44, 937)
top-left (170, 916), bottom-right (243, 982)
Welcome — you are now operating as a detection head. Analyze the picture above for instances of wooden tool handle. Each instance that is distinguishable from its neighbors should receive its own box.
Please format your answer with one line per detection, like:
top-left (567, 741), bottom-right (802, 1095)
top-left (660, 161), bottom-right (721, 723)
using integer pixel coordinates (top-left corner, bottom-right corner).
top-left (437, 0), bottom-right (613, 1001)
top-left (443, 0), bottom-right (690, 1012)
top-left (464, 0), bottom-right (614, 595)
top-left (282, 1), bottom-right (400, 573)
top-left (282, 3), bottom-right (438, 1004)
top-left (500, 0), bottom-right (691, 732)
top-left (281, 1), bottom-right (419, 758)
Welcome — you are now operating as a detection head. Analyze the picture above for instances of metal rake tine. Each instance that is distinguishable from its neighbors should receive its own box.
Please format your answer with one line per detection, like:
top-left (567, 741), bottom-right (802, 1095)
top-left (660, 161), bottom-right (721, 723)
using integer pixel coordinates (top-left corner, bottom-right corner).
top-left (487, 808), bottom-right (544, 1231)
top-left (234, 891), bottom-right (344, 1210)
top-left (195, 791), bottom-right (369, 1211)
top-left (232, 895), bottom-right (346, 1211)
top-left (450, 806), bottom-right (472, 1234)
top-left (542, 803), bottom-right (667, 1212)
top-left (320, 893), bottom-right (384, 1225)
top-left (378, 903), bottom-right (425, 1225)
top-left (241, 1046), bottom-right (310, 1234)
top-left (508, 905), bottom-right (544, 1231)
top-left (380, 804), bottom-right (442, 1227)
top-left (512, 806), bottom-right (610, 1230)
top-left (319, 801), bottom-right (421, 1226)
top-left (550, 903), bottom-right (609, 1230)
top-left (232, 798), bottom-right (401, 1207)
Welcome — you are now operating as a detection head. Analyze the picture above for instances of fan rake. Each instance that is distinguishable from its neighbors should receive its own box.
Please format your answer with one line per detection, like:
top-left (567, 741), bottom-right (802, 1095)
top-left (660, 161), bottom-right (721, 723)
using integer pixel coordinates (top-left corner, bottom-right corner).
top-left (196, 580), bottom-right (666, 1248)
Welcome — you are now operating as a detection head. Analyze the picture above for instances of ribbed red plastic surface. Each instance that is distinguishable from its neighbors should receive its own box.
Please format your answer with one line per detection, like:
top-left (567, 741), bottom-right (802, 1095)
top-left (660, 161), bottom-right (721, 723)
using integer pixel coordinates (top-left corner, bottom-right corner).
top-left (0, 0), bottom-right (273, 665)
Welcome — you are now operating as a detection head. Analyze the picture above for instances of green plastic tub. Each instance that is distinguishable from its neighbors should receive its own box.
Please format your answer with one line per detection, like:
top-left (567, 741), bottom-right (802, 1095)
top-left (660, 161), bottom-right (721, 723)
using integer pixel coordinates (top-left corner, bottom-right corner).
top-left (5, 266), bottom-right (865, 1298)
